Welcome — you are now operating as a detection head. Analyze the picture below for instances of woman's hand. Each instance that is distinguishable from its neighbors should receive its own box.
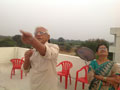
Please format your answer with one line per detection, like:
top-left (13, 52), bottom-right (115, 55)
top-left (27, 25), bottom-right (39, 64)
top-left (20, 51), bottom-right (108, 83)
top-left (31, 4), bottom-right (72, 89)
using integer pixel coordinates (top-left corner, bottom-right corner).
top-left (106, 76), bottom-right (120, 89)
top-left (94, 74), bottom-right (120, 89)
top-left (107, 76), bottom-right (120, 84)
top-left (94, 74), bottom-right (120, 83)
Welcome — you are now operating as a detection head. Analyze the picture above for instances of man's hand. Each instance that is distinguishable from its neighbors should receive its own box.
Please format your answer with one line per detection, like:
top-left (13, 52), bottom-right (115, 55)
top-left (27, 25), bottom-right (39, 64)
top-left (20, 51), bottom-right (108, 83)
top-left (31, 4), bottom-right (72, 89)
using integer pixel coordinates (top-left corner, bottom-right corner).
top-left (23, 49), bottom-right (33, 70)
top-left (20, 30), bottom-right (34, 44)
top-left (25, 49), bottom-right (33, 60)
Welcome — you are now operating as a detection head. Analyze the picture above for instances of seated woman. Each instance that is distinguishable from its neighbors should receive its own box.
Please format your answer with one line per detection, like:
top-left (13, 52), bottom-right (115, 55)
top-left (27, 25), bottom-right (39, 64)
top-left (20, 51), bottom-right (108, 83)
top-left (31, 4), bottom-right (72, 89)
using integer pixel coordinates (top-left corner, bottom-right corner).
top-left (87, 44), bottom-right (120, 90)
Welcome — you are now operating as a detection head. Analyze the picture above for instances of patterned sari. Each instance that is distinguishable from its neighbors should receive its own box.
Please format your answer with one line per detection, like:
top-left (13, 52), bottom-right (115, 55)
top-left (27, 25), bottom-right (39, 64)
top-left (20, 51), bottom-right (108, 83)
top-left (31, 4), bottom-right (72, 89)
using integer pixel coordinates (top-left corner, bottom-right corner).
top-left (88, 60), bottom-right (117, 90)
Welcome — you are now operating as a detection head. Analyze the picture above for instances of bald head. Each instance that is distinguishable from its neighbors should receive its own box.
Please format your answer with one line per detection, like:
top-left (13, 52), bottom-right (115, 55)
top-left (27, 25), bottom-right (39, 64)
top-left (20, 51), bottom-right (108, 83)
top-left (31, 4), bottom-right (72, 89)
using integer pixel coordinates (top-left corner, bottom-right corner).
top-left (34, 26), bottom-right (50, 44)
top-left (35, 27), bottom-right (49, 35)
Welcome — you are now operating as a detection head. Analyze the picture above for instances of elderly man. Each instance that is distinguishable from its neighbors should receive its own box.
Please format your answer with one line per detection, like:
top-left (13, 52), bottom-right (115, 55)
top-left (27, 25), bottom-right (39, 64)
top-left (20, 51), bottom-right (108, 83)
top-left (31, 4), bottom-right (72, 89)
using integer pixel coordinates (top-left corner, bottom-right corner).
top-left (20, 27), bottom-right (59, 90)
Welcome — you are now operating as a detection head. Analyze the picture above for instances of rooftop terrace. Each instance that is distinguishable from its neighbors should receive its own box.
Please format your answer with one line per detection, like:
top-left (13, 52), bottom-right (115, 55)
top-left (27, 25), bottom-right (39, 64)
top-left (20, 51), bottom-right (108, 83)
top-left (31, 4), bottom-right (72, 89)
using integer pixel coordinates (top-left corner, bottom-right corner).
top-left (0, 63), bottom-right (89, 90)
top-left (0, 47), bottom-right (89, 90)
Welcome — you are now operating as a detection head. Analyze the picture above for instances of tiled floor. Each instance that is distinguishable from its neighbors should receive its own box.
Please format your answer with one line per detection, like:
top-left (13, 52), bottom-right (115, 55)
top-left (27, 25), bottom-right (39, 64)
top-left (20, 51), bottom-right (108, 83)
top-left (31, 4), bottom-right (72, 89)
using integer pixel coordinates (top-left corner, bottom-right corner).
top-left (0, 63), bottom-right (89, 90)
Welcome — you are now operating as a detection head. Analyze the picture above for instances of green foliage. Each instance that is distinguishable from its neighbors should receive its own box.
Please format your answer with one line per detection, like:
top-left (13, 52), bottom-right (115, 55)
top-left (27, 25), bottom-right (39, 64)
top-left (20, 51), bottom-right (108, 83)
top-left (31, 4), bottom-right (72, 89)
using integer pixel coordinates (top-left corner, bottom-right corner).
top-left (64, 44), bottom-right (72, 52)
top-left (50, 38), bottom-right (82, 46)
top-left (0, 38), bottom-right (16, 47)
top-left (58, 37), bottom-right (65, 42)
top-left (79, 39), bottom-right (109, 52)
top-left (0, 35), bottom-right (32, 48)
top-left (0, 35), bottom-right (113, 60)
top-left (12, 35), bottom-right (23, 47)
top-left (12, 35), bottom-right (32, 48)
top-left (75, 39), bottom-right (113, 60)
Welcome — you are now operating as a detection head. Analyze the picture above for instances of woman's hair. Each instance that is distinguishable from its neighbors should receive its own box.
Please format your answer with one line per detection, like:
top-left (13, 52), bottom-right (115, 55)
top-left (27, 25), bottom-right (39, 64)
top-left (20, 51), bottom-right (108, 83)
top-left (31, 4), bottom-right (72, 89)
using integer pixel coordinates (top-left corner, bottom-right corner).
top-left (96, 43), bottom-right (109, 52)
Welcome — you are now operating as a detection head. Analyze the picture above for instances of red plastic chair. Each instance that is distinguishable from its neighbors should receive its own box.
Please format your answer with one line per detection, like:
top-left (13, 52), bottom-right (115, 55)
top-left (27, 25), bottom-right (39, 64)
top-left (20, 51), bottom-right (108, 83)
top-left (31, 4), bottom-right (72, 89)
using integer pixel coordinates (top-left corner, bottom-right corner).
top-left (75, 65), bottom-right (89, 90)
top-left (10, 58), bottom-right (24, 79)
top-left (117, 75), bottom-right (120, 90)
top-left (57, 61), bottom-right (73, 89)
top-left (118, 86), bottom-right (120, 90)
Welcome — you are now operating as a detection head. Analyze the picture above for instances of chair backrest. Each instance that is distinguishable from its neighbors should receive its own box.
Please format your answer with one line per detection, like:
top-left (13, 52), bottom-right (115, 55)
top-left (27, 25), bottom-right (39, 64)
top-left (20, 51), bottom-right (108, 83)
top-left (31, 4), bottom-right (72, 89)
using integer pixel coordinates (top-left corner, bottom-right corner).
top-left (60, 61), bottom-right (73, 75)
top-left (10, 58), bottom-right (24, 69)
top-left (21, 57), bottom-right (24, 60)
top-left (77, 65), bottom-right (89, 80)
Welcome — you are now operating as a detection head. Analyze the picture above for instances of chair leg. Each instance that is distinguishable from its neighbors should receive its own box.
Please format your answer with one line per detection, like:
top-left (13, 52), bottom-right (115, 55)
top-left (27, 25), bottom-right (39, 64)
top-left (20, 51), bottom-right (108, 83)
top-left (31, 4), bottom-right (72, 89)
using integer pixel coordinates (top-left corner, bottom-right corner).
top-left (21, 70), bottom-right (23, 79)
top-left (13, 69), bottom-right (15, 75)
top-left (11, 69), bottom-right (14, 79)
top-left (65, 76), bottom-right (68, 89)
top-left (75, 79), bottom-right (77, 90)
top-left (82, 83), bottom-right (85, 90)
top-left (60, 76), bottom-right (62, 83)
top-left (11, 70), bottom-right (13, 79)
top-left (69, 74), bottom-right (71, 85)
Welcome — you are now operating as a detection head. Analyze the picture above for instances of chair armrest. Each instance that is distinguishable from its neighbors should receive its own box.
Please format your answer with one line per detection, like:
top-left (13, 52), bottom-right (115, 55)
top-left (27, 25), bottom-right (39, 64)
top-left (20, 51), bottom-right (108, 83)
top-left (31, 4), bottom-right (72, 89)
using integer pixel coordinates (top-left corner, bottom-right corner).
top-left (76, 66), bottom-right (86, 77)
top-left (21, 57), bottom-right (24, 60)
top-left (77, 67), bottom-right (84, 73)
top-left (76, 68), bottom-right (84, 79)
top-left (56, 63), bottom-right (61, 67)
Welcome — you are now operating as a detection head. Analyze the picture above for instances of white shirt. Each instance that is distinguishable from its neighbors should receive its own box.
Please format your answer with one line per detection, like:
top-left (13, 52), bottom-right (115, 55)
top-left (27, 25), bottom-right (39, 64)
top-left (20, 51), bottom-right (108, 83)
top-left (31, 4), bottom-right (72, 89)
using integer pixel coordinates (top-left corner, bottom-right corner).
top-left (29, 43), bottom-right (59, 90)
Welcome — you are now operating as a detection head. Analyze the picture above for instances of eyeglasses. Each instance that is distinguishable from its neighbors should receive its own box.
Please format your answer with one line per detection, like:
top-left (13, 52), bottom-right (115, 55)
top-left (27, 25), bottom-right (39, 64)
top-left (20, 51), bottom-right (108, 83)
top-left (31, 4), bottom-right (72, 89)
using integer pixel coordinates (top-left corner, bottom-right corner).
top-left (34, 31), bottom-right (47, 35)
top-left (98, 48), bottom-right (107, 50)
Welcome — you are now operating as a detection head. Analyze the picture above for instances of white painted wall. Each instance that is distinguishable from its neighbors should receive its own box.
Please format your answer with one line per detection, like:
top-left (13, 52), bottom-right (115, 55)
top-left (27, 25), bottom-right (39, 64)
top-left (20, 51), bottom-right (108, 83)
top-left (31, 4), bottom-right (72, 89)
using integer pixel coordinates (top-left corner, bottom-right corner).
top-left (0, 47), bottom-right (88, 78)
top-left (0, 47), bottom-right (28, 63)
top-left (0, 47), bottom-right (15, 63)
top-left (109, 28), bottom-right (120, 63)
top-left (17, 47), bottom-right (29, 59)
top-left (0, 47), bottom-right (119, 79)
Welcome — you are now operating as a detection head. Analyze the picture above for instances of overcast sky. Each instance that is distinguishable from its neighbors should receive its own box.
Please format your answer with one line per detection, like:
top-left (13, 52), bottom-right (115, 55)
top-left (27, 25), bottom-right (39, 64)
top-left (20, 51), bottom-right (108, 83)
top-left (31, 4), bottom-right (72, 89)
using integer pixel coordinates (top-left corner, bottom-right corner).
top-left (0, 0), bottom-right (120, 42)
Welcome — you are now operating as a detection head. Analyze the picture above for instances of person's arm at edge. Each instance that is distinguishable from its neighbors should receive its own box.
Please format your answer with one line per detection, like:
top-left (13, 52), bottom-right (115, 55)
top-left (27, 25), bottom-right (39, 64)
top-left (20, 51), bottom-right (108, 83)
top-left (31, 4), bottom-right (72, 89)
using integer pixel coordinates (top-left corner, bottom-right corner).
top-left (20, 30), bottom-right (46, 56)
top-left (30, 37), bottom-right (46, 56)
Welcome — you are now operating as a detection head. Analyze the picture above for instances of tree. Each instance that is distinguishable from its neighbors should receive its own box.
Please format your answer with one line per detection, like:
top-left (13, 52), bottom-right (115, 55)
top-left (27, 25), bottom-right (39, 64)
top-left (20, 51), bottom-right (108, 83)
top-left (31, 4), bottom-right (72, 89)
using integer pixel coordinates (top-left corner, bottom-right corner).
top-left (0, 38), bottom-right (16, 47)
top-left (58, 37), bottom-right (65, 42)
top-left (12, 35), bottom-right (32, 48)
top-left (75, 39), bottom-right (113, 60)
top-left (65, 44), bottom-right (72, 52)
top-left (12, 35), bottom-right (23, 47)
top-left (79, 39), bottom-right (109, 52)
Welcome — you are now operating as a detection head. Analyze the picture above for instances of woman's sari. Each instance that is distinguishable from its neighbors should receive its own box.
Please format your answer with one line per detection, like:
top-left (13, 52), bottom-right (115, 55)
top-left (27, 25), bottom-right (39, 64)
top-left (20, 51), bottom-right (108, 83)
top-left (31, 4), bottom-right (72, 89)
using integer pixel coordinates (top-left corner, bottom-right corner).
top-left (88, 60), bottom-right (116, 90)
